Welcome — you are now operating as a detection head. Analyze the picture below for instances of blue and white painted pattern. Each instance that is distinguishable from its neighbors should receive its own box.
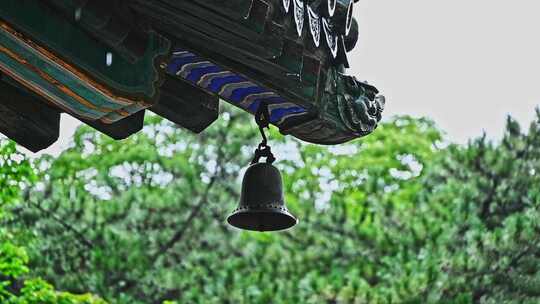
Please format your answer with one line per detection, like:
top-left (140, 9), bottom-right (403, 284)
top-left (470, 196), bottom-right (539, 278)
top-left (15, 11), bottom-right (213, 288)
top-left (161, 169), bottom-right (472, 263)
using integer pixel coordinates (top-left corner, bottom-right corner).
top-left (167, 50), bottom-right (308, 125)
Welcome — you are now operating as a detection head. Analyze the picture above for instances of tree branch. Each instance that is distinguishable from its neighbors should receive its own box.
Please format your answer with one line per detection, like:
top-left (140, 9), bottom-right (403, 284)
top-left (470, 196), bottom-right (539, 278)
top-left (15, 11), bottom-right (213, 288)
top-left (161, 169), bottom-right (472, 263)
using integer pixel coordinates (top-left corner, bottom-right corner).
top-left (28, 200), bottom-right (94, 249)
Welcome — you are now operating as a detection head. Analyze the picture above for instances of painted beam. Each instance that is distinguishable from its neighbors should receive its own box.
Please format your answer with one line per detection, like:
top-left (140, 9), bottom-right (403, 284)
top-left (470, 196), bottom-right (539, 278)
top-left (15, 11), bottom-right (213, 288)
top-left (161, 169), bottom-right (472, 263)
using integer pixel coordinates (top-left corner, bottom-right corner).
top-left (0, 0), bottom-right (170, 122)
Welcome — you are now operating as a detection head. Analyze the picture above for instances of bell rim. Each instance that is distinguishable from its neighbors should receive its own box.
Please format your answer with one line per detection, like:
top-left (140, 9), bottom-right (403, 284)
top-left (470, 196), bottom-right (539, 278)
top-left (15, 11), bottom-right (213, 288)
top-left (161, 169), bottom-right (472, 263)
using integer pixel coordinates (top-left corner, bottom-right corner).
top-left (227, 208), bottom-right (298, 232)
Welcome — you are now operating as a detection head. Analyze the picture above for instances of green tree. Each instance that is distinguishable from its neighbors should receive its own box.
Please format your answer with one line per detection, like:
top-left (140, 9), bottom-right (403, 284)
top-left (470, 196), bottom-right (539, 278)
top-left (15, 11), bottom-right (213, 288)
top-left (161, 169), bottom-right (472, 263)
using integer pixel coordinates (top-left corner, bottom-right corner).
top-left (13, 109), bottom-right (259, 303)
top-left (10, 107), bottom-right (540, 303)
top-left (0, 140), bottom-right (106, 303)
top-left (11, 106), bottom-right (443, 303)
top-left (413, 111), bottom-right (540, 303)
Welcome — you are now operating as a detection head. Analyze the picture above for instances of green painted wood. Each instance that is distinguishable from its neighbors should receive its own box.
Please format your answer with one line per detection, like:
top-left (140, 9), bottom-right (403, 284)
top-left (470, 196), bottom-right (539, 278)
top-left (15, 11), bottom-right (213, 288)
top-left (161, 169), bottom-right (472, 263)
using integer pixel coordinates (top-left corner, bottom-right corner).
top-left (0, 0), bottom-right (170, 102)
top-left (0, 29), bottom-right (107, 120)
top-left (282, 69), bottom-right (385, 144)
top-left (132, 0), bottom-right (283, 59)
top-left (193, 0), bottom-right (253, 20)
top-left (131, 0), bottom-right (322, 109)
top-left (46, 0), bottom-right (150, 63)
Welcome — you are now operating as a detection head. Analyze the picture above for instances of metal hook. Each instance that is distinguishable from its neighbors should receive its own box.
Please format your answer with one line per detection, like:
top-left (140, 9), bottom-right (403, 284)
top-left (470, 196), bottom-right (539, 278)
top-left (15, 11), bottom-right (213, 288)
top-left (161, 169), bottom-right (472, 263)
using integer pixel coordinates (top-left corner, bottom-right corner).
top-left (251, 102), bottom-right (275, 164)
top-left (255, 101), bottom-right (270, 146)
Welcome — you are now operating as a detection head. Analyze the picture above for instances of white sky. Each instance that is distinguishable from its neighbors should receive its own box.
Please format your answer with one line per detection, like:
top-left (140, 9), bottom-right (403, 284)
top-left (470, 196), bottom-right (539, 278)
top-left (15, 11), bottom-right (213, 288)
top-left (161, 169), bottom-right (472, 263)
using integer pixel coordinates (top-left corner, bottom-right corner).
top-left (351, 0), bottom-right (540, 143)
top-left (28, 0), bottom-right (540, 156)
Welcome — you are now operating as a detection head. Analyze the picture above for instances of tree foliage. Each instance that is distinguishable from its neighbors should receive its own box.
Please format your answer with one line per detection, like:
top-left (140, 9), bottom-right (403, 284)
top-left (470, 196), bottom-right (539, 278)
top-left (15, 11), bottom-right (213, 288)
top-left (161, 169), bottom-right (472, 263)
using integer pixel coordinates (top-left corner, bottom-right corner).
top-left (5, 107), bottom-right (540, 303)
top-left (415, 111), bottom-right (540, 303)
top-left (0, 141), bottom-right (105, 303)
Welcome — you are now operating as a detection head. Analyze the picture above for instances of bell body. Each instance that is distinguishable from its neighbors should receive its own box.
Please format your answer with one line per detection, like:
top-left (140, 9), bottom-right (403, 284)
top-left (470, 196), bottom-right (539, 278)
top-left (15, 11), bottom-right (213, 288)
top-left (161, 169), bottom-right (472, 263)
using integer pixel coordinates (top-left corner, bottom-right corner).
top-left (227, 162), bottom-right (297, 232)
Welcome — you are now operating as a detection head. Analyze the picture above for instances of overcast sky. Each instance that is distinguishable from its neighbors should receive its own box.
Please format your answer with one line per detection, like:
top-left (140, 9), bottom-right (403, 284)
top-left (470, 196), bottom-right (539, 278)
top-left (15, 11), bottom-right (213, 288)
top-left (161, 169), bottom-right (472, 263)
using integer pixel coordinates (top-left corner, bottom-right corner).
top-left (352, 0), bottom-right (540, 143)
top-left (33, 0), bottom-right (540, 156)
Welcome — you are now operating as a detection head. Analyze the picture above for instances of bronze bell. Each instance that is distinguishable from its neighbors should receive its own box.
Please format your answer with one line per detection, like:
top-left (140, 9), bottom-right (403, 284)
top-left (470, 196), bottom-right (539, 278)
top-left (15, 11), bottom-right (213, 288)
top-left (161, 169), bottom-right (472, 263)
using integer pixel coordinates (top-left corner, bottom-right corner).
top-left (227, 162), bottom-right (297, 232)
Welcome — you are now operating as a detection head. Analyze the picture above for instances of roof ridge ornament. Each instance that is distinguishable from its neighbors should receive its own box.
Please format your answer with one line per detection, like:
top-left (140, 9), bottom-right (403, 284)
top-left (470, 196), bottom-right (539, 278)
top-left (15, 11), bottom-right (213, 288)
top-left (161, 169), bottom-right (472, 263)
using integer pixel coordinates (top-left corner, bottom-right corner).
top-left (289, 0), bottom-right (355, 59)
top-left (293, 0), bottom-right (305, 37)
top-left (283, 0), bottom-right (291, 13)
top-left (322, 18), bottom-right (338, 58)
top-left (307, 5), bottom-right (321, 47)
top-left (328, 0), bottom-right (337, 17)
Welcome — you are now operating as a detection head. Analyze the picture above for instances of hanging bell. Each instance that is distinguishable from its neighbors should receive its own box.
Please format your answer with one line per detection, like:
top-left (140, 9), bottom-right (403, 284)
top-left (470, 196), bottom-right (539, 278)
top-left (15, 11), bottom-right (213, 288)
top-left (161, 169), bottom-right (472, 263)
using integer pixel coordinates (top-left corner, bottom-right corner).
top-left (227, 160), bottom-right (297, 232)
top-left (228, 101), bottom-right (297, 232)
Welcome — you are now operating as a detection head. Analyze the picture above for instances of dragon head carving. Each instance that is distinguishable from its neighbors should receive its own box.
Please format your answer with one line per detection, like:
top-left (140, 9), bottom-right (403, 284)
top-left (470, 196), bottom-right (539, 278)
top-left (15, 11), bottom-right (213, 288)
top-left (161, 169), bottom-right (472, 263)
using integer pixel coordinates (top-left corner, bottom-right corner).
top-left (326, 71), bottom-right (385, 136)
top-left (334, 72), bottom-right (385, 135)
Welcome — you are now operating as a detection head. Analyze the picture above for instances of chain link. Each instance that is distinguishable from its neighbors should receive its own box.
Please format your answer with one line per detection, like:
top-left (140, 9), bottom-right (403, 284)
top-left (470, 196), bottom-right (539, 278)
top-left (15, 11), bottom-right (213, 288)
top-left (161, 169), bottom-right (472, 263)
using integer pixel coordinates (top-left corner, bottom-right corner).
top-left (251, 102), bottom-right (276, 164)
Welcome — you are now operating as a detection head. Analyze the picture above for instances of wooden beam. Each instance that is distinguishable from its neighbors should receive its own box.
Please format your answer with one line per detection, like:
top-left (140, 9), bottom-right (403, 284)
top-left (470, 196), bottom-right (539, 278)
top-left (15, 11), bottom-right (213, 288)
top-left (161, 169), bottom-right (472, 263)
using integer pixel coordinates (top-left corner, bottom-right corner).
top-left (76, 110), bottom-right (145, 140)
top-left (151, 76), bottom-right (218, 133)
top-left (0, 78), bottom-right (60, 152)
